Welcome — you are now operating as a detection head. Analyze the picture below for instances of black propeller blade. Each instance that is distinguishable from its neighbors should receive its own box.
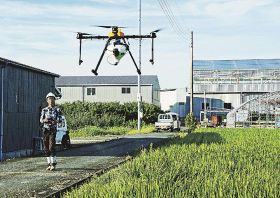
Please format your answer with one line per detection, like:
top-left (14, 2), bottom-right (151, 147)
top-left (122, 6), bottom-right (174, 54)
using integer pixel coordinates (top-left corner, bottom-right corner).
top-left (151, 28), bottom-right (163, 33)
top-left (76, 32), bottom-right (94, 35)
top-left (93, 25), bottom-right (127, 29)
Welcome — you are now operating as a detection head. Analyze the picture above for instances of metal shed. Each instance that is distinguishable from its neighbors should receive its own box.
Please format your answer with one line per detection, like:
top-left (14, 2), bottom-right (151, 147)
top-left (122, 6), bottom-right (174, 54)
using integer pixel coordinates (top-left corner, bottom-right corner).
top-left (56, 75), bottom-right (161, 106)
top-left (0, 57), bottom-right (59, 161)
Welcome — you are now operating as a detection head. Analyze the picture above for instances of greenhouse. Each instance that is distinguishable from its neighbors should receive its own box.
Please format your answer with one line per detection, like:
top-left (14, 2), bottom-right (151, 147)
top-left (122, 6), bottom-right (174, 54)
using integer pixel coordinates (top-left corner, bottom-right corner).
top-left (191, 59), bottom-right (280, 125)
top-left (227, 91), bottom-right (280, 128)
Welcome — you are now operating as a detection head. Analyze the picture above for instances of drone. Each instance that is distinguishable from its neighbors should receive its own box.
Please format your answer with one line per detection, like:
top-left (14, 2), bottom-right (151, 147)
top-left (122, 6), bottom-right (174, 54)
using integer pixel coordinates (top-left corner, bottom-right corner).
top-left (76, 25), bottom-right (161, 75)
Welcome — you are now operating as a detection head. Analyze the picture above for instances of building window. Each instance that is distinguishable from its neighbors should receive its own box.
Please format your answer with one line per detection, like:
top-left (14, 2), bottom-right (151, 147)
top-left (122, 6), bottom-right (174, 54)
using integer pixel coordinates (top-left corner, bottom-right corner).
top-left (87, 88), bottom-right (96, 95)
top-left (202, 103), bottom-right (209, 110)
top-left (224, 103), bottom-right (232, 109)
top-left (122, 87), bottom-right (131, 94)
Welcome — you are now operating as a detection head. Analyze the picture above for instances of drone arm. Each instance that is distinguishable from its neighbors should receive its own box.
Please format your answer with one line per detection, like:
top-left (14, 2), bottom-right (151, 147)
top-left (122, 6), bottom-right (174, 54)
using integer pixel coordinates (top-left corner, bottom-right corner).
top-left (150, 37), bottom-right (154, 65)
top-left (79, 39), bottom-right (83, 65)
top-left (124, 35), bottom-right (155, 39)
top-left (91, 38), bottom-right (111, 75)
top-left (149, 32), bottom-right (157, 65)
top-left (122, 38), bottom-right (141, 75)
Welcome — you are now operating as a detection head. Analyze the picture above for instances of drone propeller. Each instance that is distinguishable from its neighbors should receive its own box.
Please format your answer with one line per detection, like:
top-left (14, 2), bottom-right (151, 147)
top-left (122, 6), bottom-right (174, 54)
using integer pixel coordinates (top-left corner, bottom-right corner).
top-left (76, 32), bottom-right (95, 36)
top-left (93, 25), bottom-right (127, 29)
top-left (151, 28), bottom-right (163, 33)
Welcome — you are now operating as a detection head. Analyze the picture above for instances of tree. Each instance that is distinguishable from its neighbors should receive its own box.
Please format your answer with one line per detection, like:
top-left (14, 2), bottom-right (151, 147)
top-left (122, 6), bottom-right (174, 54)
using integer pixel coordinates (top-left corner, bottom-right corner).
top-left (185, 112), bottom-right (196, 133)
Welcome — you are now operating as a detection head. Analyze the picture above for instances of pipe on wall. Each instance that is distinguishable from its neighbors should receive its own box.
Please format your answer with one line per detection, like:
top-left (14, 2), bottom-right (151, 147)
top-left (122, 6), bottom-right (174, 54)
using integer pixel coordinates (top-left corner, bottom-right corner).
top-left (0, 62), bottom-right (6, 161)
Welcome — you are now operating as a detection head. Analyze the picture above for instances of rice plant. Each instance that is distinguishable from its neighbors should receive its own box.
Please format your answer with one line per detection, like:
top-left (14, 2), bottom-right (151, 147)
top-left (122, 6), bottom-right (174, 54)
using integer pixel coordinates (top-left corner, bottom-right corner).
top-left (64, 128), bottom-right (280, 198)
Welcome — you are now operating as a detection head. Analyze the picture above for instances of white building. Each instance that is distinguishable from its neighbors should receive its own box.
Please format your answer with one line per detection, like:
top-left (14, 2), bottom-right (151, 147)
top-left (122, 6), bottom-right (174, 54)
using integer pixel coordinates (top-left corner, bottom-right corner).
top-left (56, 75), bottom-right (160, 106)
top-left (160, 59), bottom-right (280, 122)
top-left (160, 88), bottom-right (187, 118)
top-left (193, 59), bottom-right (280, 110)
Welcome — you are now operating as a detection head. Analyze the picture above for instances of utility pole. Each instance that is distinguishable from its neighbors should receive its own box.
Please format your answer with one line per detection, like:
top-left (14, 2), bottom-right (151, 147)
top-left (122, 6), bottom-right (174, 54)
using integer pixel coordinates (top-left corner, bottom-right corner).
top-left (137, 0), bottom-right (142, 131)
top-left (189, 31), bottom-right (194, 113)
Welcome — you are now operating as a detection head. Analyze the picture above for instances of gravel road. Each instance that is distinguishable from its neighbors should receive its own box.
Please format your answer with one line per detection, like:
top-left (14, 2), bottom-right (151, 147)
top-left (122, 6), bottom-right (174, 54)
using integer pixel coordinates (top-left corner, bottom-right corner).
top-left (0, 133), bottom-right (176, 198)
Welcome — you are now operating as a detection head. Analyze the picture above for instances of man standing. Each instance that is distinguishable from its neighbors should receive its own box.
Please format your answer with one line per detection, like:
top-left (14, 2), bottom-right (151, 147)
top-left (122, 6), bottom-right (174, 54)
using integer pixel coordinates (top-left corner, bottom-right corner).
top-left (40, 92), bottom-right (61, 171)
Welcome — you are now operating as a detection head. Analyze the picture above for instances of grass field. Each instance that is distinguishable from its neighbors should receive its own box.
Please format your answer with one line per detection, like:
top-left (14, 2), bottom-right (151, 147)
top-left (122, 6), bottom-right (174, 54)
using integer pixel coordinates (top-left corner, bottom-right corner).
top-left (69, 125), bottom-right (155, 139)
top-left (65, 128), bottom-right (280, 198)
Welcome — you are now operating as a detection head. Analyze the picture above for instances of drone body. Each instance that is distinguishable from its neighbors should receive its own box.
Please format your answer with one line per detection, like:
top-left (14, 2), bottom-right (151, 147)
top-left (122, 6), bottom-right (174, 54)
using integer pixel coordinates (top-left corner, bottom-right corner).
top-left (76, 26), bottom-right (161, 75)
top-left (107, 41), bottom-right (127, 65)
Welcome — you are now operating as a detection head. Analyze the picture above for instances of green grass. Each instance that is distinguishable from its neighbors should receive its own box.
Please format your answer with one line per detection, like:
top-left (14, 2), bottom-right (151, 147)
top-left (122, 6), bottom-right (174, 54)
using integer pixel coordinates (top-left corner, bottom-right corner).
top-left (127, 125), bottom-right (155, 135)
top-left (65, 128), bottom-right (280, 198)
top-left (69, 125), bottom-right (155, 139)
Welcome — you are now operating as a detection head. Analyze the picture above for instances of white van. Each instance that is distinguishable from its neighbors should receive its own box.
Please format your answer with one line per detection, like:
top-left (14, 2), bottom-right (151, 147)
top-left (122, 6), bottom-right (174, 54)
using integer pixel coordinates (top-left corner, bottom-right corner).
top-left (56, 116), bottom-right (70, 148)
top-left (155, 113), bottom-right (181, 132)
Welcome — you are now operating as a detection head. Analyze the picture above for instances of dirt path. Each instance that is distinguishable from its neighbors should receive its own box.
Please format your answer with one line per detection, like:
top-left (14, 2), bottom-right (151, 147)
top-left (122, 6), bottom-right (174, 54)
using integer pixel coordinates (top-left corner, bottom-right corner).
top-left (0, 133), bottom-right (176, 198)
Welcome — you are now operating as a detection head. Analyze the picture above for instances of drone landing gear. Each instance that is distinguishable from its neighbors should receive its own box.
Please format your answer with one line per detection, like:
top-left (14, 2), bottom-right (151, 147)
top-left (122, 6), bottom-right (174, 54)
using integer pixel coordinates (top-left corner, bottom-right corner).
top-left (91, 39), bottom-right (112, 76)
top-left (122, 38), bottom-right (141, 75)
top-left (91, 38), bottom-right (141, 76)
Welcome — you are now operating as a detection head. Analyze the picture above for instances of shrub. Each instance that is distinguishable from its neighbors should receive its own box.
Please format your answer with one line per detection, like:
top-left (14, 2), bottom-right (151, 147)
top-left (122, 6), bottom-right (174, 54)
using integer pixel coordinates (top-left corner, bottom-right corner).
top-left (185, 112), bottom-right (196, 132)
top-left (59, 101), bottom-right (161, 130)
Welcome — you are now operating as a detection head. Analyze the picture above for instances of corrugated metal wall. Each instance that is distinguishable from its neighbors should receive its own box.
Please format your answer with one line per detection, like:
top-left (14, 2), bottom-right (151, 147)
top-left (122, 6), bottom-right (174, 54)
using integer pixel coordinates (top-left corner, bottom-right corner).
top-left (0, 67), bottom-right (2, 156)
top-left (57, 85), bottom-right (155, 105)
top-left (152, 81), bottom-right (160, 106)
top-left (3, 65), bottom-right (55, 153)
top-left (58, 86), bottom-right (83, 102)
top-left (194, 83), bottom-right (280, 93)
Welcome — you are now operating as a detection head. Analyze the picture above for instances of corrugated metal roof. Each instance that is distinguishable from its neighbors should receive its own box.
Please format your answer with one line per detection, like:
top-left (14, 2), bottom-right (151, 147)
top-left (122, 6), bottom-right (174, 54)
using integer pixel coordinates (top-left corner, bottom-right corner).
top-left (0, 57), bottom-right (59, 77)
top-left (194, 59), bottom-right (280, 70)
top-left (56, 75), bottom-right (160, 87)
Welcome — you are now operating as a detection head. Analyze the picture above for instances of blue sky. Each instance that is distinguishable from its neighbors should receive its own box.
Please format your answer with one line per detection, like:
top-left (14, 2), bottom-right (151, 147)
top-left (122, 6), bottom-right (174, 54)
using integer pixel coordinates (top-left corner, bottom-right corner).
top-left (0, 0), bottom-right (279, 88)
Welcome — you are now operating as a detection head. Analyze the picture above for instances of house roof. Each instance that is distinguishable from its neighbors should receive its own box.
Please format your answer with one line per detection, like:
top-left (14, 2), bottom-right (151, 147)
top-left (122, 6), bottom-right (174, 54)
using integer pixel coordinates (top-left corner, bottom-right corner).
top-left (0, 57), bottom-right (59, 77)
top-left (194, 59), bottom-right (280, 70)
top-left (56, 75), bottom-right (160, 87)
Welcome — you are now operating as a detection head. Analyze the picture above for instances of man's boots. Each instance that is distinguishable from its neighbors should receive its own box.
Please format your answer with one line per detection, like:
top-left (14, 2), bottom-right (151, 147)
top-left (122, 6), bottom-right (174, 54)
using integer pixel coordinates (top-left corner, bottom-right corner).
top-left (50, 156), bottom-right (57, 171)
top-left (46, 157), bottom-right (51, 170)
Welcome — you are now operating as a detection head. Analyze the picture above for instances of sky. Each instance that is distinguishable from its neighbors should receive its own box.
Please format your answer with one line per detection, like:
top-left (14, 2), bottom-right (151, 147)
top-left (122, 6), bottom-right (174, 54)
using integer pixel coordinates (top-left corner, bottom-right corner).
top-left (0, 0), bottom-right (279, 89)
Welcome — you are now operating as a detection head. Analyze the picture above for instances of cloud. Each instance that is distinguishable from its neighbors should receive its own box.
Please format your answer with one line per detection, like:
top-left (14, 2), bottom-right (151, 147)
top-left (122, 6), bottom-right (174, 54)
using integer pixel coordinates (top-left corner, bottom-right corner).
top-left (0, 0), bottom-right (279, 89)
top-left (88, 0), bottom-right (130, 5)
top-left (205, 0), bottom-right (274, 17)
top-left (0, 1), bottom-right (135, 19)
top-left (183, 0), bottom-right (275, 18)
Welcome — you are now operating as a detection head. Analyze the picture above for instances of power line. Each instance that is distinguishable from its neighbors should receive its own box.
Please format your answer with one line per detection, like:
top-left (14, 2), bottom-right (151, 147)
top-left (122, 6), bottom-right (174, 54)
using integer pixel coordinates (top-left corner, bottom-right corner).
top-left (161, 0), bottom-right (188, 36)
top-left (173, 0), bottom-right (191, 34)
top-left (157, 0), bottom-right (185, 41)
top-left (157, 0), bottom-right (188, 41)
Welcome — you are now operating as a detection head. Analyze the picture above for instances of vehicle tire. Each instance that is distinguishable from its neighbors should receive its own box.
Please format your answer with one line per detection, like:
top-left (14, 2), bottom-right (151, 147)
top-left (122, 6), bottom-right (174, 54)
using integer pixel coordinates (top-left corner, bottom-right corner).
top-left (61, 134), bottom-right (71, 149)
top-left (170, 127), bottom-right (173, 132)
top-left (156, 128), bottom-right (160, 132)
top-left (177, 128), bottom-right (181, 132)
